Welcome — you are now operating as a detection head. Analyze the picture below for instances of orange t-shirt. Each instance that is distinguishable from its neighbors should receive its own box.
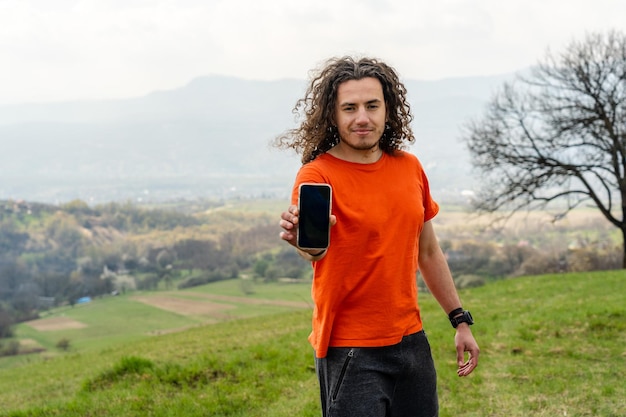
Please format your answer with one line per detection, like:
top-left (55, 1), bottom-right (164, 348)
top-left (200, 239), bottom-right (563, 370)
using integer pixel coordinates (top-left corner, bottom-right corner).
top-left (291, 151), bottom-right (439, 358)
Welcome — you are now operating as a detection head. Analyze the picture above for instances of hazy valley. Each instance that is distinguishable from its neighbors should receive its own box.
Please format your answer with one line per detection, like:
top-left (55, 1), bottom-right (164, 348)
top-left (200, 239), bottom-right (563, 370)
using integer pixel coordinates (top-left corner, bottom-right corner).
top-left (0, 73), bottom-right (516, 204)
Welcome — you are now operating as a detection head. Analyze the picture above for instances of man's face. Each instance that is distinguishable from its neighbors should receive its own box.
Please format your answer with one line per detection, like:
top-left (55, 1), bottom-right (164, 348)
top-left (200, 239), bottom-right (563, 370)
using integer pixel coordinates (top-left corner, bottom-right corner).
top-left (334, 77), bottom-right (387, 154)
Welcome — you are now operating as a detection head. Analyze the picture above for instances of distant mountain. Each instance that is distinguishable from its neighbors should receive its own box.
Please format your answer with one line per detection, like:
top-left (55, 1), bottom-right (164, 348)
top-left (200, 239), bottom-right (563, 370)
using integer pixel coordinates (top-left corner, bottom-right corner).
top-left (0, 73), bottom-right (515, 204)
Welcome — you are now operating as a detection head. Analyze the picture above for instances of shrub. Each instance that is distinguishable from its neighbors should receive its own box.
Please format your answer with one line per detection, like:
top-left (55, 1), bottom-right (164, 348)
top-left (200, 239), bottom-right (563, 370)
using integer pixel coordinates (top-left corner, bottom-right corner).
top-left (0, 340), bottom-right (20, 357)
top-left (455, 274), bottom-right (486, 289)
top-left (0, 309), bottom-right (14, 338)
top-left (566, 246), bottom-right (622, 272)
top-left (56, 338), bottom-right (71, 351)
top-left (514, 251), bottom-right (562, 276)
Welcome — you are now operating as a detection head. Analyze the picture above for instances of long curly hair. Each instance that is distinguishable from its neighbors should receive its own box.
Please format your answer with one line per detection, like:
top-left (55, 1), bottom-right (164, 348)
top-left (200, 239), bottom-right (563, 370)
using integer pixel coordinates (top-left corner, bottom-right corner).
top-left (274, 56), bottom-right (415, 164)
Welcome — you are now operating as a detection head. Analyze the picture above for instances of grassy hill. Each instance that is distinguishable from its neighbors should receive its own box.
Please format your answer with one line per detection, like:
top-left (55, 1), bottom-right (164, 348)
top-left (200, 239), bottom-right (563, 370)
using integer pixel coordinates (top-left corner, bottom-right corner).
top-left (0, 270), bottom-right (625, 416)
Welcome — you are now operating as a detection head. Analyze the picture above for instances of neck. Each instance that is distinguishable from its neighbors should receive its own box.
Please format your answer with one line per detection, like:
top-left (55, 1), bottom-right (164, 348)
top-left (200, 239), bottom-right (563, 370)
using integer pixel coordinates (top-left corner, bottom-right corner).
top-left (328, 143), bottom-right (383, 164)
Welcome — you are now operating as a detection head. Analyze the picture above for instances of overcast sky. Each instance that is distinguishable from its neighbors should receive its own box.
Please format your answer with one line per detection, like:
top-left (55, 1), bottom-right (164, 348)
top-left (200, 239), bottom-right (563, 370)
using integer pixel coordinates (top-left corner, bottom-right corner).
top-left (1, 0), bottom-right (625, 105)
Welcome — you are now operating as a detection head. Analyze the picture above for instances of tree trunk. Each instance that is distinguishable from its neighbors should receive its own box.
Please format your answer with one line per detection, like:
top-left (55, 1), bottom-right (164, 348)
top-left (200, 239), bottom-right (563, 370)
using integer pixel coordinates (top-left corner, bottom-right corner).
top-left (622, 226), bottom-right (626, 269)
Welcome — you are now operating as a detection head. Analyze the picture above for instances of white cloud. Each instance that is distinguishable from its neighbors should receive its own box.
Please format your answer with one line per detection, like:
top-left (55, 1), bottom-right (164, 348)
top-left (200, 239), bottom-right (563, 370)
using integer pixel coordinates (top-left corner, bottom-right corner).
top-left (1, 0), bottom-right (625, 104)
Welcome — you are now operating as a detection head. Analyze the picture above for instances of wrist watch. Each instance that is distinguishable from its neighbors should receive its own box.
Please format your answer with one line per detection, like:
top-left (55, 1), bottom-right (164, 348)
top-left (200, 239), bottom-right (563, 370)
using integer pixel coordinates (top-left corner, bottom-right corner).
top-left (449, 310), bottom-right (474, 328)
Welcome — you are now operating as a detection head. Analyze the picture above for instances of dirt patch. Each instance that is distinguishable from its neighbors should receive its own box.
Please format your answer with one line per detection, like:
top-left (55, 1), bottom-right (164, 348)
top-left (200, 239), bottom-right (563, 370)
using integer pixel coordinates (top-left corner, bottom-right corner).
top-left (18, 338), bottom-right (46, 354)
top-left (26, 317), bottom-right (87, 331)
top-left (131, 296), bottom-right (236, 317)
top-left (19, 338), bottom-right (41, 347)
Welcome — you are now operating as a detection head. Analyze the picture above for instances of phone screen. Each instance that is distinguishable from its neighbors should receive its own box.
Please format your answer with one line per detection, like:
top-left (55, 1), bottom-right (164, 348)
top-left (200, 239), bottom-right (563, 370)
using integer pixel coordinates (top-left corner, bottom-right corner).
top-left (297, 183), bottom-right (332, 250)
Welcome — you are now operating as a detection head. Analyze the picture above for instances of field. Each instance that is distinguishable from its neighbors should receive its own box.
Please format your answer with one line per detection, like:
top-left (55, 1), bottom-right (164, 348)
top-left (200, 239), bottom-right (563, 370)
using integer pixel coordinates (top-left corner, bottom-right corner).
top-left (1, 271), bottom-right (625, 416)
top-left (4, 280), bottom-right (313, 363)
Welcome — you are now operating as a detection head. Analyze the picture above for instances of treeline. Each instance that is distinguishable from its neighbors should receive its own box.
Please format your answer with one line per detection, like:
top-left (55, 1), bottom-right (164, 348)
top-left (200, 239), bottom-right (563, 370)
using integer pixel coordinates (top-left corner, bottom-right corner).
top-left (0, 199), bottom-right (309, 340)
top-left (1, 198), bottom-right (621, 342)
top-left (429, 237), bottom-right (622, 290)
top-left (423, 210), bottom-right (622, 290)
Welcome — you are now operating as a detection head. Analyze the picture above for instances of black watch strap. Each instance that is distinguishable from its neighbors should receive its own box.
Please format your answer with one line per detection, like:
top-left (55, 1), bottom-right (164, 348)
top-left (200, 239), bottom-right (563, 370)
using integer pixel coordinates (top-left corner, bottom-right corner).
top-left (450, 310), bottom-right (474, 328)
top-left (448, 307), bottom-right (464, 321)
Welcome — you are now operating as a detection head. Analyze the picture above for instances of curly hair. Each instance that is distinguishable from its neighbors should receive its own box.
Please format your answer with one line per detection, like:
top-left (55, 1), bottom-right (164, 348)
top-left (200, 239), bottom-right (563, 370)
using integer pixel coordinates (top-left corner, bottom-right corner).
top-left (274, 56), bottom-right (415, 164)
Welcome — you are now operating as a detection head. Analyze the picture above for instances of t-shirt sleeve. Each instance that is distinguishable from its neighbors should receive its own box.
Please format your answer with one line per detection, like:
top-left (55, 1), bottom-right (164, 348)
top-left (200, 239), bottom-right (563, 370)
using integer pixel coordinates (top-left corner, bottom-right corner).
top-left (416, 157), bottom-right (439, 222)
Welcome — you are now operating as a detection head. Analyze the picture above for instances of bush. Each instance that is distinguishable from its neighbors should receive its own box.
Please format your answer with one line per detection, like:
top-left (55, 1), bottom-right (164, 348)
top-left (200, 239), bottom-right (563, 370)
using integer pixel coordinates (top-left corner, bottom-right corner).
top-left (566, 246), bottom-right (622, 272)
top-left (0, 308), bottom-right (14, 338)
top-left (239, 279), bottom-right (255, 295)
top-left (455, 274), bottom-right (486, 289)
top-left (514, 251), bottom-right (563, 276)
top-left (56, 338), bottom-right (71, 351)
top-left (0, 340), bottom-right (20, 357)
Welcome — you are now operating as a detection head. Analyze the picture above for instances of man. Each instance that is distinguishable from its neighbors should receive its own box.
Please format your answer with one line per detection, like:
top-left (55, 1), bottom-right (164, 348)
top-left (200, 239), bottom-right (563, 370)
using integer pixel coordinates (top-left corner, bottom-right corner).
top-left (276, 56), bottom-right (479, 417)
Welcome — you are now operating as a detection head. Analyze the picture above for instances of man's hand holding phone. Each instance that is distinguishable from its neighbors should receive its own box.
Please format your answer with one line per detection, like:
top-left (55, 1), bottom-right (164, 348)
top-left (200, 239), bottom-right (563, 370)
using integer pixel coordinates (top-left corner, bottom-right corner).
top-left (279, 183), bottom-right (335, 258)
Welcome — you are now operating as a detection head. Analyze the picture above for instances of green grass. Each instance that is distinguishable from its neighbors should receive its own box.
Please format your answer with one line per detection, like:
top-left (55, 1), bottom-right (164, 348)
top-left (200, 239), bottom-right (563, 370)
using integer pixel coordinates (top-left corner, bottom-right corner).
top-left (4, 280), bottom-right (313, 370)
top-left (1, 271), bottom-right (625, 416)
top-left (189, 279), bottom-right (313, 303)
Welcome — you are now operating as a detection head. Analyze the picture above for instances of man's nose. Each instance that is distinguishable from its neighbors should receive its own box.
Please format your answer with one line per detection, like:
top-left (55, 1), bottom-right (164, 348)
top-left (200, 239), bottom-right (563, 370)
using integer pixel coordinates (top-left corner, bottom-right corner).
top-left (355, 108), bottom-right (369, 123)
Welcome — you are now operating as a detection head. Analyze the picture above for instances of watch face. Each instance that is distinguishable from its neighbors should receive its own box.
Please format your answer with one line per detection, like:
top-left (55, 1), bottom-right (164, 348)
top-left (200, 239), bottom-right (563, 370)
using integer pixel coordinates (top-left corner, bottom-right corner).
top-left (452, 311), bottom-right (473, 328)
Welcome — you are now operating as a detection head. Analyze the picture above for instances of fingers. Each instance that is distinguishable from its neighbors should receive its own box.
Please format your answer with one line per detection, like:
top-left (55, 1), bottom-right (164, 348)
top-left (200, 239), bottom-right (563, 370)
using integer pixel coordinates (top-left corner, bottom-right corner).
top-left (457, 354), bottom-right (478, 377)
top-left (454, 327), bottom-right (479, 377)
top-left (456, 346), bottom-right (464, 367)
top-left (279, 206), bottom-right (335, 246)
top-left (279, 206), bottom-right (298, 228)
top-left (279, 205), bottom-right (299, 245)
top-left (456, 345), bottom-right (479, 377)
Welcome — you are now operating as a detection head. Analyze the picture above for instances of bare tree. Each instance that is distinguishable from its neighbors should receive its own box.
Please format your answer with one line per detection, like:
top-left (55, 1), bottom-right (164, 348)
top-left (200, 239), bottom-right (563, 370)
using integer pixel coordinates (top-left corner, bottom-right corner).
top-left (464, 30), bottom-right (626, 268)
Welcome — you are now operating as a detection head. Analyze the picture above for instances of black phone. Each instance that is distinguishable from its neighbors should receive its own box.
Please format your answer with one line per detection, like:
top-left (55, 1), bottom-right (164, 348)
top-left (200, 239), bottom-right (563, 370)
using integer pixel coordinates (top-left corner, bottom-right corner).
top-left (297, 183), bottom-right (332, 250)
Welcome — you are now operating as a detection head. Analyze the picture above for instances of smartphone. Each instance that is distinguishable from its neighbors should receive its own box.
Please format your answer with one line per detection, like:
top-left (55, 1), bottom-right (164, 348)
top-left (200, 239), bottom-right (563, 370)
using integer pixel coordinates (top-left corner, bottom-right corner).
top-left (297, 183), bottom-right (332, 250)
